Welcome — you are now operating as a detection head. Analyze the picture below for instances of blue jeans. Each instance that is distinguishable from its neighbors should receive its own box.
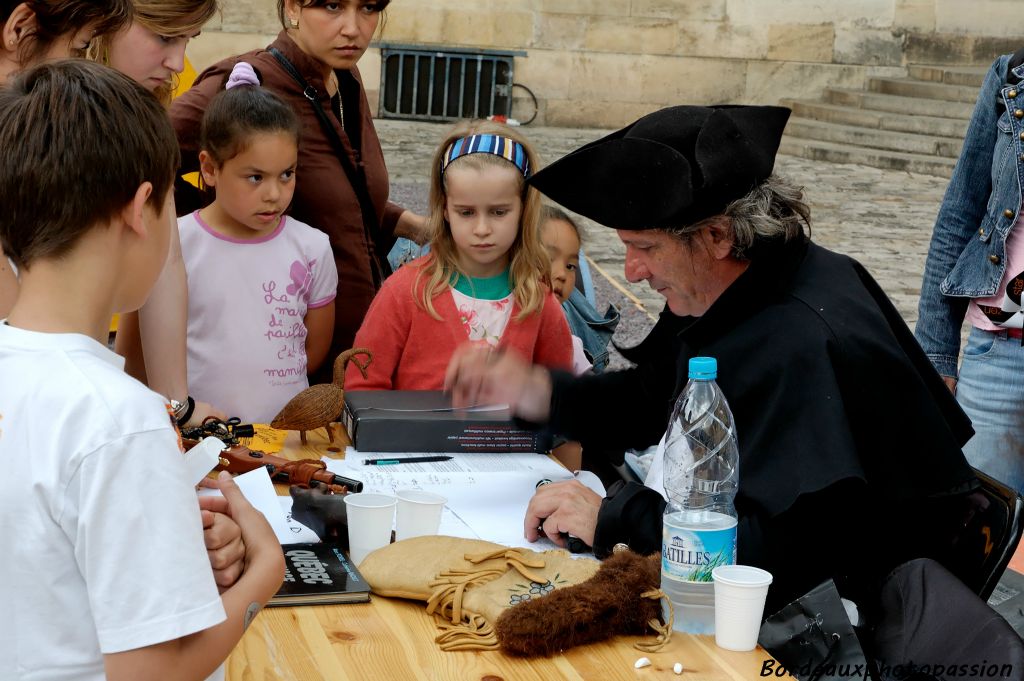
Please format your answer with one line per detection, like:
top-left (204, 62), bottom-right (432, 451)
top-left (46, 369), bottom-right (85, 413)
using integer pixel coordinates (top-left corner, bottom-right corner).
top-left (956, 326), bottom-right (1024, 494)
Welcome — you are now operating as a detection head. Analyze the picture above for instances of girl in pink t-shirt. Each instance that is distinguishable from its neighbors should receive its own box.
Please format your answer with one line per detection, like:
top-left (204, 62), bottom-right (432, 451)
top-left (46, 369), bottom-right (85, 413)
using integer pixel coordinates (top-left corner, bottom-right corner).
top-left (179, 62), bottom-right (338, 422)
top-left (347, 120), bottom-right (572, 390)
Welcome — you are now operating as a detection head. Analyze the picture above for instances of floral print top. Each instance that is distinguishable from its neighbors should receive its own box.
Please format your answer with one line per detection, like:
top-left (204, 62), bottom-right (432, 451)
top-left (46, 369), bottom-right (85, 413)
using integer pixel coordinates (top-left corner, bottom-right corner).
top-left (450, 289), bottom-right (514, 346)
top-left (449, 269), bottom-right (515, 347)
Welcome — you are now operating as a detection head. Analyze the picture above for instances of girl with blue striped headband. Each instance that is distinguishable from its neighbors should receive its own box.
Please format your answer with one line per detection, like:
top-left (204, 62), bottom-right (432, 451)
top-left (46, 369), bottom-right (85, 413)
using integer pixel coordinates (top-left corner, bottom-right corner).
top-left (344, 120), bottom-right (574, 391)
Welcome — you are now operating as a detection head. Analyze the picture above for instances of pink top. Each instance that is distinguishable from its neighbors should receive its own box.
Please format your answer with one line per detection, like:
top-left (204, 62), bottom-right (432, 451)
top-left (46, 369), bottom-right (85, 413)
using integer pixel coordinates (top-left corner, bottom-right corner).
top-left (967, 216), bottom-right (1024, 331)
top-left (179, 212), bottom-right (338, 422)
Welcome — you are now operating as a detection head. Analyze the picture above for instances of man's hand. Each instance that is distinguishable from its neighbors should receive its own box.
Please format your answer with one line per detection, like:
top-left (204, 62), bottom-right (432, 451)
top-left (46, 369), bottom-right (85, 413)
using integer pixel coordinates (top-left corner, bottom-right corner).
top-left (942, 375), bottom-right (957, 395)
top-left (197, 481), bottom-right (245, 591)
top-left (524, 480), bottom-right (602, 548)
top-left (444, 344), bottom-right (553, 422)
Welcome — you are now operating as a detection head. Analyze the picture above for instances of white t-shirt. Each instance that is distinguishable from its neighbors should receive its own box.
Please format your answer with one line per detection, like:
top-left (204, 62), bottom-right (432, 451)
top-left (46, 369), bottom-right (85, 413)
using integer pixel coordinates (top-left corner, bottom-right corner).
top-left (179, 212), bottom-right (339, 422)
top-left (0, 323), bottom-right (226, 681)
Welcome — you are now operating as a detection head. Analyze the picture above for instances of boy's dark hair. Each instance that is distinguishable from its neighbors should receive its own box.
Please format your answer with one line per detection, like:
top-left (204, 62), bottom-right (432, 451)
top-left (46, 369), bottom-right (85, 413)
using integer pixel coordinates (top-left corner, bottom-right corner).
top-left (276, 0), bottom-right (390, 29)
top-left (199, 75), bottom-right (300, 164)
top-left (1, 0), bottom-right (132, 64)
top-left (0, 60), bottom-right (180, 269)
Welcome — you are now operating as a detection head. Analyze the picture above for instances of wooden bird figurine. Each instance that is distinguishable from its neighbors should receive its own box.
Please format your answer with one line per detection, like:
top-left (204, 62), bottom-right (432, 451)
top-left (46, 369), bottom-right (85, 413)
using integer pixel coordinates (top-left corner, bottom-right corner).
top-left (271, 347), bottom-right (373, 445)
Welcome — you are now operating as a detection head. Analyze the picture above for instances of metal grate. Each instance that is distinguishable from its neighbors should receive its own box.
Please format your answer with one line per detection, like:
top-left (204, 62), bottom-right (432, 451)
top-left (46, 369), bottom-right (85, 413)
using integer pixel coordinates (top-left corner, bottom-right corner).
top-left (377, 43), bottom-right (525, 122)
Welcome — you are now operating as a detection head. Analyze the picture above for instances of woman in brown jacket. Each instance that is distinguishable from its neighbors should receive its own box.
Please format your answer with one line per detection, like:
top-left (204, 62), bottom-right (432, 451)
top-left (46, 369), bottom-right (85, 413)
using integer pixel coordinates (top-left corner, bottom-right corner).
top-left (170, 0), bottom-right (425, 384)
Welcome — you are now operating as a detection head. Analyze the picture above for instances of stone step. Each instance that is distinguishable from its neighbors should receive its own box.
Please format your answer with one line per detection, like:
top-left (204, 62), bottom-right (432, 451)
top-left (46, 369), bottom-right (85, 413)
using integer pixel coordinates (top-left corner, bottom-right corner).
top-left (782, 99), bottom-right (969, 139)
top-left (868, 77), bottom-right (980, 104)
top-left (778, 137), bottom-right (956, 178)
top-left (824, 88), bottom-right (975, 120)
top-left (785, 118), bottom-right (963, 158)
top-left (907, 64), bottom-right (988, 88)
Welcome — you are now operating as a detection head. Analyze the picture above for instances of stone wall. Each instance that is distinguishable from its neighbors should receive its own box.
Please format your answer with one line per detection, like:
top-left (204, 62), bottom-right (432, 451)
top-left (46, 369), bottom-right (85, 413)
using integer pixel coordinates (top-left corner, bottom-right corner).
top-left (189, 0), bottom-right (1023, 128)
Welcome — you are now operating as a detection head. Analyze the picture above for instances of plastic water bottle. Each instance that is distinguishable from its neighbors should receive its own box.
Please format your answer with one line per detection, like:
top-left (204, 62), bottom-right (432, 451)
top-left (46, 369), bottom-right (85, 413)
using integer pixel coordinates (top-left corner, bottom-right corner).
top-left (660, 356), bottom-right (739, 635)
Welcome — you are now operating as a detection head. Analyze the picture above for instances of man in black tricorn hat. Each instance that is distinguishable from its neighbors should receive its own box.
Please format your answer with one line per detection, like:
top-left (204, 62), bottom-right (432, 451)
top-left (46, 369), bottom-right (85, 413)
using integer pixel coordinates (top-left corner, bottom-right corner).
top-left (445, 105), bottom-right (979, 613)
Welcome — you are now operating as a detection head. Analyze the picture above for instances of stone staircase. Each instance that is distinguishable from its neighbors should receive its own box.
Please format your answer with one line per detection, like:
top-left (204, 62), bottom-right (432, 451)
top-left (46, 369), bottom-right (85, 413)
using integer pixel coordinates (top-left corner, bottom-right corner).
top-left (780, 64), bottom-right (989, 177)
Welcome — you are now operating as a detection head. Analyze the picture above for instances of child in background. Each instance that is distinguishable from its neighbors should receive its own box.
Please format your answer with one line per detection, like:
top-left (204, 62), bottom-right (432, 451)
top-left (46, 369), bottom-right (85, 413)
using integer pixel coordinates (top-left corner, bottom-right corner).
top-left (181, 62), bottom-right (338, 422)
top-left (0, 60), bottom-right (283, 681)
top-left (540, 206), bottom-right (620, 374)
top-left (347, 121), bottom-right (572, 390)
top-left (540, 206), bottom-right (589, 374)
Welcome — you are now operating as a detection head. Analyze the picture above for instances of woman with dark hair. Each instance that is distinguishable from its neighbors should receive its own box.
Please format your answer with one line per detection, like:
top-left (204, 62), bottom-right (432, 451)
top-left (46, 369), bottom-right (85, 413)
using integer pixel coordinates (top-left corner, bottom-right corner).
top-left (172, 0), bottom-right (426, 384)
top-left (0, 0), bottom-right (132, 316)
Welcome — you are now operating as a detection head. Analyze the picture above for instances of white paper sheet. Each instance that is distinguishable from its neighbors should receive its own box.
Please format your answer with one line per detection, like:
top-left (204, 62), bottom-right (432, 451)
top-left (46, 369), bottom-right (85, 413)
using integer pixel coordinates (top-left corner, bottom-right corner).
top-left (183, 436), bottom-right (224, 486)
top-left (197, 468), bottom-right (295, 545)
top-left (346, 447), bottom-right (572, 476)
top-left (323, 455), bottom-right (605, 553)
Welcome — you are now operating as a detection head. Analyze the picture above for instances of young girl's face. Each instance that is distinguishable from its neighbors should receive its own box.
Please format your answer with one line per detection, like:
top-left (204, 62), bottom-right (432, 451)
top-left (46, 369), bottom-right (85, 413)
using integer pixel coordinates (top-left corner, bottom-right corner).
top-left (444, 163), bottom-right (523, 278)
top-left (107, 22), bottom-right (198, 92)
top-left (200, 131), bottom-right (298, 238)
top-left (541, 218), bottom-right (581, 304)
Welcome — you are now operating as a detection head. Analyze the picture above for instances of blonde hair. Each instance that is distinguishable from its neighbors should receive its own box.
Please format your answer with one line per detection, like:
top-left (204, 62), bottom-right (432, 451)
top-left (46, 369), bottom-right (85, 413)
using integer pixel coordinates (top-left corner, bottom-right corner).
top-left (89, 0), bottom-right (217, 105)
top-left (417, 120), bottom-right (548, 321)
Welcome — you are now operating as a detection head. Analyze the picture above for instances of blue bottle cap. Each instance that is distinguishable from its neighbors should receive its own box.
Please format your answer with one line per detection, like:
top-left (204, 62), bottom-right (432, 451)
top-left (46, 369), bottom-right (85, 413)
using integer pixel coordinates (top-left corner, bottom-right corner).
top-left (688, 356), bottom-right (717, 379)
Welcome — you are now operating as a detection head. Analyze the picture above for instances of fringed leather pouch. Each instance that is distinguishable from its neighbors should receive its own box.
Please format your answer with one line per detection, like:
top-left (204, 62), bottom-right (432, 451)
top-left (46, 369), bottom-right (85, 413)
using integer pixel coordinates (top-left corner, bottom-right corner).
top-left (359, 537), bottom-right (671, 654)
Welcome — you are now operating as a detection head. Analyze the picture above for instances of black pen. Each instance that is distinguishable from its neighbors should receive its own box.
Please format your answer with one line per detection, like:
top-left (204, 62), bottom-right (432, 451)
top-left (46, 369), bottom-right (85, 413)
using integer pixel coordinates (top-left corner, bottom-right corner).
top-left (362, 456), bottom-right (454, 465)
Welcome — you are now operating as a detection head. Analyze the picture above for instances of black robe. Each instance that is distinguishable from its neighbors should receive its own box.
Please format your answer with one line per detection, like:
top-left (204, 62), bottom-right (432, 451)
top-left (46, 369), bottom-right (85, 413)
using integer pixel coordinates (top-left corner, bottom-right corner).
top-left (547, 237), bottom-right (978, 614)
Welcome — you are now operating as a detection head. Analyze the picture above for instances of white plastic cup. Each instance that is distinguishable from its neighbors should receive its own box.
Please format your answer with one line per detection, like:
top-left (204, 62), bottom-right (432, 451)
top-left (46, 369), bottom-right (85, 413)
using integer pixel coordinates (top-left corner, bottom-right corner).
top-left (394, 489), bottom-right (447, 542)
top-left (712, 565), bottom-right (773, 651)
top-left (343, 493), bottom-right (397, 566)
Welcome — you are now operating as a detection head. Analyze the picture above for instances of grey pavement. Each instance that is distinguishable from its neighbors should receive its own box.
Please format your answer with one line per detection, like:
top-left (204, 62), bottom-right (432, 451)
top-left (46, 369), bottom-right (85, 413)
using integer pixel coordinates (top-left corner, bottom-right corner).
top-left (377, 119), bottom-right (951, 369)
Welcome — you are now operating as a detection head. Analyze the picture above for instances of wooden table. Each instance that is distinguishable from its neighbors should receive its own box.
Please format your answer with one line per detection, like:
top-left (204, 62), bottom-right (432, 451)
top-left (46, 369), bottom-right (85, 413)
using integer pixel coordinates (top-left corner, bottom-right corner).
top-left (227, 426), bottom-right (773, 681)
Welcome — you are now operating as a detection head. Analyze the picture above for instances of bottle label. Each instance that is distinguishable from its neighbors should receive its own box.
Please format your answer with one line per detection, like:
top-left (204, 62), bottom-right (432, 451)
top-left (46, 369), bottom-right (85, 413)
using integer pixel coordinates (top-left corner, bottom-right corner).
top-left (661, 512), bottom-right (737, 582)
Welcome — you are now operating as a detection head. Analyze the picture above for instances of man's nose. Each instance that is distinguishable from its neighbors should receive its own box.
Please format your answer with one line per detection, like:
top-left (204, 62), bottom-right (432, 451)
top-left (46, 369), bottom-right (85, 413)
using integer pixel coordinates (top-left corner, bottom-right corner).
top-left (624, 254), bottom-right (648, 283)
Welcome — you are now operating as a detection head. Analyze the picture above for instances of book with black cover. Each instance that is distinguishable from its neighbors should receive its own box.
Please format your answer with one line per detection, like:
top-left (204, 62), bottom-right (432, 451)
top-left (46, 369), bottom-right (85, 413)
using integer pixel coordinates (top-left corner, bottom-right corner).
top-left (342, 389), bottom-right (550, 453)
top-left (270, 542), bottom-right (371, 607)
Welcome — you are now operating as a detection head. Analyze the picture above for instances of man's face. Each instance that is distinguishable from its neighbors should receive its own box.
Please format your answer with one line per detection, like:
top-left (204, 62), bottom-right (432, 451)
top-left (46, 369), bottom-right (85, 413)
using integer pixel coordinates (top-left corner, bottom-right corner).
top-left (617, 228), bottom-right (720, 317)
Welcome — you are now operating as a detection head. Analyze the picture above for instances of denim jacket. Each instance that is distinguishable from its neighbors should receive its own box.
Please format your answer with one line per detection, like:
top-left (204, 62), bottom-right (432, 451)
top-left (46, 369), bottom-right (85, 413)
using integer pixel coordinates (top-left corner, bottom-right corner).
top-left (916, 53), bottom-right (1024, 378)
top-left (562, 288), bottom-right (619, 373)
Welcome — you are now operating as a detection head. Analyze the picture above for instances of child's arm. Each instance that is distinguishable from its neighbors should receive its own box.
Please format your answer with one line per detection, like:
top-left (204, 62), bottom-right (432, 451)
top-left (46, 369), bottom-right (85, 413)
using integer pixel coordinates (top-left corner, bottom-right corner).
top-left (345, 276), bottom-right (411, 390)
top-left (304, 300), bottom-right (335, 374)
top-left (136, 219), bottom-right (187, 399)
top-left (102, 473), bottom-right (285, 681)
top-left (119, 221), bottom-right (226, 425)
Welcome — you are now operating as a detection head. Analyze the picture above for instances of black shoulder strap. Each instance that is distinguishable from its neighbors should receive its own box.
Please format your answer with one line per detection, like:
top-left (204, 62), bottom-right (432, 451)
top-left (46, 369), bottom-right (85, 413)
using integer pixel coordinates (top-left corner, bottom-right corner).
top-left (268, 47), bottom-right (390, 287)
top-left (1007, 47), bottom-right (1024, 86)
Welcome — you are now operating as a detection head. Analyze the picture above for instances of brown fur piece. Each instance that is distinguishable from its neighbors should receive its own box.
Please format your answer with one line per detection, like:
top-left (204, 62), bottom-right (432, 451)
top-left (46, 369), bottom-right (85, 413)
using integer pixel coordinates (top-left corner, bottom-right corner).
top-left (495, 551), bottom-right (662, 657)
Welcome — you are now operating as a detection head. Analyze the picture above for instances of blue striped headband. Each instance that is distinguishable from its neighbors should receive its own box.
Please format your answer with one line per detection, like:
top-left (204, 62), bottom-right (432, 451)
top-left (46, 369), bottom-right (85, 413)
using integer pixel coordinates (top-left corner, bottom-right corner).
top-left (441, 134), bottom-right (531, 178)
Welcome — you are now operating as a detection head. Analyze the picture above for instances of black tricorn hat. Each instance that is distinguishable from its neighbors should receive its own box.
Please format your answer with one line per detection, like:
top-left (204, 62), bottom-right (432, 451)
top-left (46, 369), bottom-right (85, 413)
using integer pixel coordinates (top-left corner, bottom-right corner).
top-left (528, 104), bottom-right (791, 230)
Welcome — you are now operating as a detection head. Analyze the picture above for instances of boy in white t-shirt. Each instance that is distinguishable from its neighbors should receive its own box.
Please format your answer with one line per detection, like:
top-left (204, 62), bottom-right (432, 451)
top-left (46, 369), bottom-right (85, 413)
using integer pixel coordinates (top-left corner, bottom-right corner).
top-left (0, 61), bottom-right (284, 681)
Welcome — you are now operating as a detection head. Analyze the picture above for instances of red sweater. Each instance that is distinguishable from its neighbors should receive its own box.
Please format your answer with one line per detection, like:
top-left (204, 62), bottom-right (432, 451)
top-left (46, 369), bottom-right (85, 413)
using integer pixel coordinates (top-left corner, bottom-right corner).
top-left (346, 260), bottom-right (573, 390)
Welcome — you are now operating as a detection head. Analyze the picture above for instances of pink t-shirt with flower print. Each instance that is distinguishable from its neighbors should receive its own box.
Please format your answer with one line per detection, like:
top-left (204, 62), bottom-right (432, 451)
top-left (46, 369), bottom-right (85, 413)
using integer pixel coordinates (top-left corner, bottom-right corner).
top-left (179, 211), bottom-right (338, 422)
